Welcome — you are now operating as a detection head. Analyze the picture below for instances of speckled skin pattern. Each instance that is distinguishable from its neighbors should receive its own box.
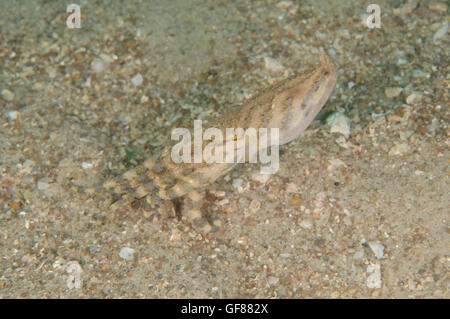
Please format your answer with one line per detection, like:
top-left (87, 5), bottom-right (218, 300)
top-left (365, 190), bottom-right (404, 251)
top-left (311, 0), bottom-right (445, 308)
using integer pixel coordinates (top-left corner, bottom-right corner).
top-left (87, 54), bottom-right (338, 233)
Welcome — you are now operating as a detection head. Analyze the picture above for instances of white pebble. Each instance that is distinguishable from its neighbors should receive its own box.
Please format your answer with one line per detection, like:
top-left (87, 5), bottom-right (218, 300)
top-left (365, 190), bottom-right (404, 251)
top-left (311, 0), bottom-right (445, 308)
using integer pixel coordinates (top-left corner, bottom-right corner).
top-left (385, 87), bottom-right (402, 98)
top-left (335, 135), bottom-right (349, 149)
top-left (285, 182), bottom-right (299, 193)
top-left (37, 178), bottom-right (51, 190)
top-left (368, 241), bottom-right (384, 259)
top-left (81, 162), bottom-right (94, 169)
top-left (299, 218), bottom-right (313, 230)
top-left (119, 247), bottom-right (135, 260)
top-left (131, 73), bottom-right (144, 86)
top-left (91, 58), bottom-right (109, 73)
top-left (406, 92), bottom-right (422, 104)
top-left (8, 111), bottom-right (19, 121)
top-left (326, 112), bottom-right (350, 138)
top-left (232, 178), bottom-right (243, 188)
top-left (393, 0), bottom-right (418, 16)
top-left (232, 178), bottom-right (245, 193)
top-left (21, 159), bottom-right (35, 174)
top-left (267, 276), bottom-right (279, 286)
top-left (388, 143), bottom-right (409, 157)
top-left (264, 56), bottom-right (285, 73)
top-left (366, 263), bottom-right (382, 289)
top-left (250, 172), bottom-right (271, 184)
top-left (327, 158), bottom-right (347, 171)
top-left (433, 22), bottom-right (448, 43)
top-left (217, 198), bottom-right (229, 206)
top-left (99, 53), bottom-right (115, 63)
top-left (276, 1), bottom-right (294, 9)
top-left (412, 69), bottom-right (429, 79)
top-left (1, 89), bottom-right (14, 101)
top-left (395, 57), bottom-right (408, 65)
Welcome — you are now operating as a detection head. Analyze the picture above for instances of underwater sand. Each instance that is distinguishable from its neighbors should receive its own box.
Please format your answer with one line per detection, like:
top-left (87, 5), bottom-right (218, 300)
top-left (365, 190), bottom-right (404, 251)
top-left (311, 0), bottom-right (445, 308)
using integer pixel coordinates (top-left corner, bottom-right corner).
top-left (0, 0), bottom-right (448, 298)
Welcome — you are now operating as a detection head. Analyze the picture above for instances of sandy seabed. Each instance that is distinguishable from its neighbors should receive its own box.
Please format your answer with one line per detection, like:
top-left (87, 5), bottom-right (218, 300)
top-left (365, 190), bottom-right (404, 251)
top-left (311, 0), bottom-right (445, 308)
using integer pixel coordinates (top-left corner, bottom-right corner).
top-left (0, 0), bottom-right (448, 298)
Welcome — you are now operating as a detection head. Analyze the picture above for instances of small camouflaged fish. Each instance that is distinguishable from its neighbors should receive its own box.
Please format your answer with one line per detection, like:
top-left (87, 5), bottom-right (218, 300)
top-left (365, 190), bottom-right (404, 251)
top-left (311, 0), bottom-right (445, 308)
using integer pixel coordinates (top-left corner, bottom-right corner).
top-left (87, 53), bottom-right (338, 233)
